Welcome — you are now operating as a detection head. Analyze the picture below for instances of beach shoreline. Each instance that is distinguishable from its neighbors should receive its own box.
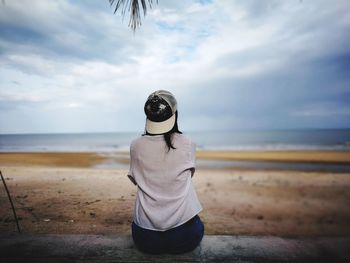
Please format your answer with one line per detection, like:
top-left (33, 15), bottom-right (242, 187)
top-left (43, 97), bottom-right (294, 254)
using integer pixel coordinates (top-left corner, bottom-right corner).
top-left (1, 150), bottom-right (350, 169)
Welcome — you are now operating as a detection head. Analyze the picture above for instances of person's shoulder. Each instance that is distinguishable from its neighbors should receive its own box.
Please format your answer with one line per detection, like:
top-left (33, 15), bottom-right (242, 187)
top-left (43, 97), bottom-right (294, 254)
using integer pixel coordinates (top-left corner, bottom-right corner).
top-left (130, 135), bottom-right (145, 149)
top-left (174, 133), bottom-right (191, 141)
top-left (174, 133), bottom-right (195, 147)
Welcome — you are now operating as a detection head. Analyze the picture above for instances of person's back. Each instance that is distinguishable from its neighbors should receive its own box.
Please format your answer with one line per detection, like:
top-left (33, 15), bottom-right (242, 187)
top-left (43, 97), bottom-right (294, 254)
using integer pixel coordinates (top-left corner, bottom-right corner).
top-left (128, 90), bottom-right (204, 254)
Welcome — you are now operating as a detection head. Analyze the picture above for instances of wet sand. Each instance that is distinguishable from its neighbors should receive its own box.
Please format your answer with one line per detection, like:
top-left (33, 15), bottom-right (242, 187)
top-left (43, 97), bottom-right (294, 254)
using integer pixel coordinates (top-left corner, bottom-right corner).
top-left (1, 151), bottom-right (350, 236)
top-left (1, 150), bottom-right (350, 168)
top-left (196, 150), bottom-right (350, 163)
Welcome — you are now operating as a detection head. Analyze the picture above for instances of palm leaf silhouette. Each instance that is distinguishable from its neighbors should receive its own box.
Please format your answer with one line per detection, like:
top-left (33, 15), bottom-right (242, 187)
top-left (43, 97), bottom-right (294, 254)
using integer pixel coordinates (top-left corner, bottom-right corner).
top-left (109, 0), bottom-right (158, 31)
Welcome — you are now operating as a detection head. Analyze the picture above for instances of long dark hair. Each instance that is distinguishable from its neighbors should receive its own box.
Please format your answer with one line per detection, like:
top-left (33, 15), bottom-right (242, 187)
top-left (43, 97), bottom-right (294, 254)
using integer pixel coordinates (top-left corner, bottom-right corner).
top-left (144, 111), bottom-right (182, 151)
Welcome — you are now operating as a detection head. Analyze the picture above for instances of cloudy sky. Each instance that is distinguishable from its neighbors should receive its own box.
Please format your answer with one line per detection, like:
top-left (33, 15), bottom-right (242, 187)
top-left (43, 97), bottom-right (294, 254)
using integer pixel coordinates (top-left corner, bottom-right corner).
top-left (0, 0), bottom-right (349, 134)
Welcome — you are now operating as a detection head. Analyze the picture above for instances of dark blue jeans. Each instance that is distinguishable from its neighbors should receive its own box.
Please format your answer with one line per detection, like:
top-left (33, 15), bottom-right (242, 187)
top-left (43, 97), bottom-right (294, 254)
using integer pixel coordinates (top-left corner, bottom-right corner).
top-left (132, 215), bottom-right (204, 254)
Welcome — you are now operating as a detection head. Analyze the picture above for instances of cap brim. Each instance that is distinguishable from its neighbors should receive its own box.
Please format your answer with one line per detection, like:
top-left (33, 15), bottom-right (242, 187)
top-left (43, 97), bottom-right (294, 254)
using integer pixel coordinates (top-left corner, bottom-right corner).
top-left (145, 114), bottom-right (176, 134)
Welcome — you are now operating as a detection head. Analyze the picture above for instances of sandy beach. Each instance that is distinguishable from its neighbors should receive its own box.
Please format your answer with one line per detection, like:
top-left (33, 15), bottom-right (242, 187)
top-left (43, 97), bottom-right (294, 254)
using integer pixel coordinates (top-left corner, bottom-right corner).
top-left (1, 151), bottom-right (350, 236)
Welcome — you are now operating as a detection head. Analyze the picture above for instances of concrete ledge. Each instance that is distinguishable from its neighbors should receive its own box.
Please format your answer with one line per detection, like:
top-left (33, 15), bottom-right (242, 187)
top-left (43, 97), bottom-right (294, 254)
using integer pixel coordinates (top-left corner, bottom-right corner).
top-left (0, 235), bottom-right (349, 262)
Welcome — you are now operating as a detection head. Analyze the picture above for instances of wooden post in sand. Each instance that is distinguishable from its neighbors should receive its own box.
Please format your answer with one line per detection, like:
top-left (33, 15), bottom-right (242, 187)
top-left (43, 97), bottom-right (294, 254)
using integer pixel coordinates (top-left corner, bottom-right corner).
top-left (0, 170), bottom-right (21, 233)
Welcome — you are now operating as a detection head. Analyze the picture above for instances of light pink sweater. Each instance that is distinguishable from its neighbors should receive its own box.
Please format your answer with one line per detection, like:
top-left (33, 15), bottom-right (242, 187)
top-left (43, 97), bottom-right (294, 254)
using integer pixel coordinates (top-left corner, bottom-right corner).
top-left (128, 133), bottom-right (202, 231)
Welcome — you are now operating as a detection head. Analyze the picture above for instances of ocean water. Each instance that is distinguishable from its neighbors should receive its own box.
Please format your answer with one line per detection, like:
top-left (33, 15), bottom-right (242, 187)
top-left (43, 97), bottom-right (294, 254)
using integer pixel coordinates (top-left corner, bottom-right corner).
top-left (1, 129), bottom-right (350, 152)
top-left (1, 129), bottom-right (350, 172)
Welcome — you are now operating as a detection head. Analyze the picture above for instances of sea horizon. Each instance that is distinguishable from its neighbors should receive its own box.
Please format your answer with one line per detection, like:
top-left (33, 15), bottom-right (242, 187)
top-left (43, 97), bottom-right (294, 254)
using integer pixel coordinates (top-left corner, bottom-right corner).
top-left (2, 127), bottom-right (350, 135)
top-left (1, 128), bottom-right (350, 153)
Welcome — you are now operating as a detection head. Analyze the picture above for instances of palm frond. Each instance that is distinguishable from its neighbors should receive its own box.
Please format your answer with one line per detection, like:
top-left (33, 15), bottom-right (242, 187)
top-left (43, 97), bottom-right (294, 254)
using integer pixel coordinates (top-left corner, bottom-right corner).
top-left (109, 0), bottom-right (158, 31)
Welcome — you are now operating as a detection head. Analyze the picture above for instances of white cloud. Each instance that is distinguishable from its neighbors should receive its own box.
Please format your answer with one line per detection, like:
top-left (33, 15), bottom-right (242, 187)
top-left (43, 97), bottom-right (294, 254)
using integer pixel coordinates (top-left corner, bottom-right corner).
top-left (0, 0), bottom-right (350, 133)
top-left (291, 103), bottom-right (350, 117)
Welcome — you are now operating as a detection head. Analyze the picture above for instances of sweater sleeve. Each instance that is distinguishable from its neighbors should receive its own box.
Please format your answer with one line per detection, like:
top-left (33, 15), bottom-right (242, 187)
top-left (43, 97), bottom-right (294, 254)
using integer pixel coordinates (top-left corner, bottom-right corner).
top-left (127, 142), bottom-right (137, 185)
top-left (187, 141), bottom-right (196, 177)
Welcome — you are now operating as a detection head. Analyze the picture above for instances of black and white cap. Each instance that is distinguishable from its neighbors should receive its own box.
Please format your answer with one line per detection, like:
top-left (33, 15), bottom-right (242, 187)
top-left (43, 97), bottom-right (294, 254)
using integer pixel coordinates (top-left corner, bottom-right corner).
top-left (144, 90), bottom-right (177, 134)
